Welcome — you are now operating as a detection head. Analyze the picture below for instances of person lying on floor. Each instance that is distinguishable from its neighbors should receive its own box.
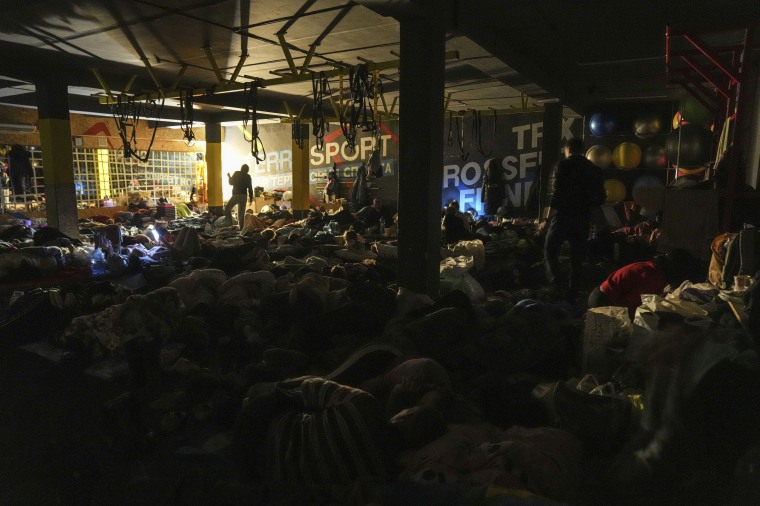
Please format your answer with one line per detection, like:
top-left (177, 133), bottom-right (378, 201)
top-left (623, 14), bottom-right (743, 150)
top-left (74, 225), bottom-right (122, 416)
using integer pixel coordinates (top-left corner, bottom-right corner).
top-left (335, 229), bottom-right (377, 261)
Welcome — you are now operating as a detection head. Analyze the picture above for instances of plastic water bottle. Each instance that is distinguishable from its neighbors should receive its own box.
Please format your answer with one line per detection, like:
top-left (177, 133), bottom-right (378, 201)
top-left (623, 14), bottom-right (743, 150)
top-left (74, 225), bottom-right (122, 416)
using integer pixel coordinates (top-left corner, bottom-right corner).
top-left (379, 216), bottom-right (386, 235)
top-left (91, 247), bottom-right (106, 275)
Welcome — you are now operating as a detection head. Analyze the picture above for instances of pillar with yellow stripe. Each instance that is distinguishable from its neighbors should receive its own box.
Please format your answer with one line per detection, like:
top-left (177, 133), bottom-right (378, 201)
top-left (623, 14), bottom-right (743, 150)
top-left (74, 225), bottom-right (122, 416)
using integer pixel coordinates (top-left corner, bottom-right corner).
top-left (205, 122), bottom-right (224, 216)
top-left (291, 122), bottom-right (310, 218)
top-left (35, 80), bottom-right (79, 237)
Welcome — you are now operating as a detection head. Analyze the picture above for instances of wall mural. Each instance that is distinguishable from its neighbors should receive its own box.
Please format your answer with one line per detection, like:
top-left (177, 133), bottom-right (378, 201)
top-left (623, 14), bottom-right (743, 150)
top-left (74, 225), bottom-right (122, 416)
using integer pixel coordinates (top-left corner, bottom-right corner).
top-left (225, 112), bottom-right (582, 215)
top-left (1, 104), bottom-right (585, 215)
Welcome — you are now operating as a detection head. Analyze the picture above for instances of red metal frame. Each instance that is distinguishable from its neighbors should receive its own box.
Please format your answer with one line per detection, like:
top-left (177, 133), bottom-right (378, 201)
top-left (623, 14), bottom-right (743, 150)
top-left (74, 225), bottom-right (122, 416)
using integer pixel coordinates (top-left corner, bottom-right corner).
top-left (665, 25), bottom-right (753, 232)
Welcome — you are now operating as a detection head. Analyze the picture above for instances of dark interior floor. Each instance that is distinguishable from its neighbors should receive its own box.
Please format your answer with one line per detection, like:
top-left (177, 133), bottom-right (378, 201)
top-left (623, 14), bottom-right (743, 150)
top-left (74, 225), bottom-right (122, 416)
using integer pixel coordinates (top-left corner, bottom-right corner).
top-left (1, 245), bottom-right (759, 505)
top-left (0, 347), bottom-right (130, 504)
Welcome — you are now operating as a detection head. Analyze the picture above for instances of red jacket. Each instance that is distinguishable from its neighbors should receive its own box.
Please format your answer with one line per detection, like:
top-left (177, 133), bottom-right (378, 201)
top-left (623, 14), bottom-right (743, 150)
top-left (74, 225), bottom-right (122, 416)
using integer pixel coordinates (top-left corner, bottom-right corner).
top-left (600, 261), bottom-right (667, 316)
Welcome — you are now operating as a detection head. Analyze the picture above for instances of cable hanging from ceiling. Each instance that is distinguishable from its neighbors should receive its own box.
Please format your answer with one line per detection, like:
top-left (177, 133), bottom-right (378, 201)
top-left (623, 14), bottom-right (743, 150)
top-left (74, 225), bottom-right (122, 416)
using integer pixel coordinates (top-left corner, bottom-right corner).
top-left (110, 94), bottom-right (165, 163)
top-left (338, 67), bottom-right (358, 153)
top-left (455, 111), bottom-right (468, 161)
top-left (179, 88), bottom-right (196, 147)
top-left (447, 111), bottom-right (455, 148)
top-left (311, 71), bottom-right (331, 151)
top-left (472, 109), bottom-right (496, 157)
top-left (242, 81), bottom-right (266, 163)
top-left (339, 64), bottom-right (378, 154)
top-left (368, 69), bottom-right (383, 131)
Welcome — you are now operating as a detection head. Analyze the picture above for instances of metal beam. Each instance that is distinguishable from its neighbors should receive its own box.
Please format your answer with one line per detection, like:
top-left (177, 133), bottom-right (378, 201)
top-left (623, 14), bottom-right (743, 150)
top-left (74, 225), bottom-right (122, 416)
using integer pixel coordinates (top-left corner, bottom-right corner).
top-left (277, 0), bottom-right (319, 35)
top-left (679, 54), bottom-right (730, 99)
top-left (281, 102), bottom-right (306, 121)
top-left (229, 54), bottom-right (248, 83)
top-left (99, 51), bottom-right (461, 104)
top-left (238, 2), bottom-right (350, 30)
top-left (443, 92), bottom-right (452, 112)
top-left (169, 65), bottom-right (188, 90)
top-left (122, 74), bottom-right (137, 94)
top-left (682, 33), bottom-right (740, 84)
top-left (202, 47), bottom-right (227, 84)
top-left (276, 33), bottom-right (299, 76)
top-left (139, 56), bottom-right (165, 96)
top-left (300, 3), bottom-right (354, 74)
top-left (90, 68), bottom-right (115, 101)
top-left (388, 96), bottom-right (398, 115)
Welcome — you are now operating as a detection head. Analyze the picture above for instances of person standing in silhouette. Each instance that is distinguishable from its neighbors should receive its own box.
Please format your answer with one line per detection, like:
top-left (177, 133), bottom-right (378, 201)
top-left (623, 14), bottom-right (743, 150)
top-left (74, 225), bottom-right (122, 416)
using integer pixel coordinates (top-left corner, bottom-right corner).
top-left (544, 138), bottom-right (604, 302)
top-left (7, 144), bottom-right (34, 200)
top-left (224, 163), bottom-right (253, 227)
top-left (481, 158), bottom-right (507, 220)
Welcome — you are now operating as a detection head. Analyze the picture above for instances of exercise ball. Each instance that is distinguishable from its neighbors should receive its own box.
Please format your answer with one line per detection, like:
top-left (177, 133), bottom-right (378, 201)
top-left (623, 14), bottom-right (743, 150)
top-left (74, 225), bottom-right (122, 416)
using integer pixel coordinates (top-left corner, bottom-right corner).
top-left (672, 111), bottom-right (688, 130)
top-left (634, 112), bottom-right (663, 138)
top-left (604, 178), bottom-right (627, 204)
top-left (589, 112), bottom-right (617, 136)
top-left (612, 141), bottom-right (642, 169)
top-left (586, 144), bottom-right (612, 169)
top-left (676, 166), bottom-right (707, 177)
top-left (680, 96), bottom-right (712, 126)
top-left (643, 144), bottom-right (667, 169)
top-left (665, 124), bottom-right (711, 168)
top-left (632, 175), bottom-right (665, 213)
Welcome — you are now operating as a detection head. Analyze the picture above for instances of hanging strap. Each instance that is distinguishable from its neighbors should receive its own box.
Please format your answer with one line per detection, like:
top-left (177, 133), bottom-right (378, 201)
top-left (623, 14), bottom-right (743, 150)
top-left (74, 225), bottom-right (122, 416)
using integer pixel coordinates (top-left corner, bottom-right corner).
top-left (447, 111), bottom-right (454, 147)
top-left (456, 113), bottom-right (468, 161)
top-left (179, 88), bottom-right (195, 146)
top-left (243, 82), bottom-right (266, 163)
top-left (312, 71), bottom-right (330, 151)
top-left (473, 109), bottom-right (494, 157)
top-left (110, 94), bottom-right (164, 163)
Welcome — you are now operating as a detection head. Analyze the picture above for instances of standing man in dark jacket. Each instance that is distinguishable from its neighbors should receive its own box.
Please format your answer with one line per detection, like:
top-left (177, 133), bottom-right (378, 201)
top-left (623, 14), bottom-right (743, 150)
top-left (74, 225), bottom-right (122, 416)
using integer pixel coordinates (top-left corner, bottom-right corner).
top-left (481, 158), bottom-right (507, 219)
top-left (8, 144), bottom-right (34, 199)
top-left (544, 138), bottom-right (604, 301)
top-left (225, 163), bottom-right (254, 227)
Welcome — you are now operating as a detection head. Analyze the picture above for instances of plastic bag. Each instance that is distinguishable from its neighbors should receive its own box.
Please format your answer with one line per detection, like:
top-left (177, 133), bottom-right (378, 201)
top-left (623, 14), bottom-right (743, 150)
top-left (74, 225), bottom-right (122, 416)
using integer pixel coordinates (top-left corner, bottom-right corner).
top-left (459, 272), bottom-right (485, 302)
top-left (439, 255), bottom-right (475, 278)
top-left (582, 307), bottom-right (632, 380)
top-left (450, 240), bottom-right (485, 270)
top-left (640, 294), bottom-right (709, 318)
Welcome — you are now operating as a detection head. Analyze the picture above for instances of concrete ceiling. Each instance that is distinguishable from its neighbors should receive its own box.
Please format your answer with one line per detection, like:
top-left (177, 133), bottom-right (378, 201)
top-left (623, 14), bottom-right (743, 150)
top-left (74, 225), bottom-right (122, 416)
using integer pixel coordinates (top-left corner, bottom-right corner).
top-left (0, 0), bottom-right (758, 126)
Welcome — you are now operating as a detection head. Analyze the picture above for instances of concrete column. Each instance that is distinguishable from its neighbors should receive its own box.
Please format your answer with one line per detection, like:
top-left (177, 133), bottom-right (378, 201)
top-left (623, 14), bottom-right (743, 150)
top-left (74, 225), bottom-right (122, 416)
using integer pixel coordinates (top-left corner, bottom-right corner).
top-left (35, 80), bottom-right (78, 237)
top-left (396, 8), bottom-right (447, 298)
top-left (205, 122), bottom-right (223, 215)
top-left (291, 122), bottom-right (311, 218)
top-left (539, 102), bottom-right (563, 219)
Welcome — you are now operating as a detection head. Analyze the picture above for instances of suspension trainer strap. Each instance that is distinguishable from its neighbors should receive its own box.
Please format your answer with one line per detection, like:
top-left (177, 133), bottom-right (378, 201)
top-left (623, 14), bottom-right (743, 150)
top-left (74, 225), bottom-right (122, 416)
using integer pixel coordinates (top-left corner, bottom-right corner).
top-left (244, 82), bottom-right (266, 163)
top-left (312, 71), bottom-right (330, 151)
top-left (447, 111), bottom-right (454, 147)
top-left (179, 88), bottom-right (195, 146)
top-left (110, 94), bottom-right (164, 162)
top-left (339, 67), bottom-right (358, 153)
top-left (456, 113), bottom-right (468, 161)
top-left (475, 110), bottom-right (494, 157)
